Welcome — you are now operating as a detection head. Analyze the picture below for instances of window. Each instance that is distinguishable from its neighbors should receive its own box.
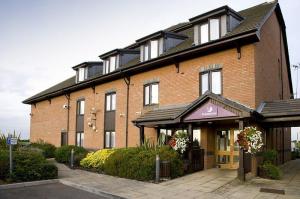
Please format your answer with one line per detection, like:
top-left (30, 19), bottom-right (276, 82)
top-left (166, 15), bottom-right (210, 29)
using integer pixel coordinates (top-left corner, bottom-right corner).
top-left (159, 129), bottom-right (172, 144)
top-left (200, 23), bottom-right (209, 44)
top-left (106, 93), bottom-right (116, 111)
top-left (105, 131), bottom-right (115, 148)
top-left (76, 132), bottom-right (84, 147)
top-left (141, 39), bottom-right (163, 62)
top-left (150, 40), bottom-right (158, 59)
top-left (77, 100), bottom-right (85, 115)
top-left (104, 56), bottom-right (118, 74)
top-left (193, 129), bottom-right (201, 146)
top-left (200, 70), bottom-right (222, 95)
top-left (144, 83), bottom-right (159, 105)
top-left (78, 67), bottom-right (86, 82)
top-left (144, 45), bottom-right (149, 61)
top-left (209, 18), bottom-right (220, 40)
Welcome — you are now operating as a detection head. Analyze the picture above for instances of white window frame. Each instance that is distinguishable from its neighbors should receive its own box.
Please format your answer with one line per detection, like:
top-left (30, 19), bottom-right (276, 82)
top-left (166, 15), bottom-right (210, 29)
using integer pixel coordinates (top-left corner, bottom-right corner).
top-left (76, 132), bottom-right (84, 147)
top-left (105, 131), bottom-right (115, 148)
top-left (200, 70), bottom-right (222, 95)
top-left (78, 67), bottom-right (86, 82)
top-left (144, 83), bottom-right (159, 106)
top-left (209, 18), bottom-right (220, 41)
top-left (150, 40), bottom-right (159, 59)
top-left (106, 92), bottom-right (116, 111)
top-left (77, 100), bottom-right (85, 115)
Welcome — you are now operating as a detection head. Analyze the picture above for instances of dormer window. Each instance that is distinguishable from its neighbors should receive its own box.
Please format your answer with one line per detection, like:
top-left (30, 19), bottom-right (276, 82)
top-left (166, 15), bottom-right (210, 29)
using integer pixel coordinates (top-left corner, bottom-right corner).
top-left (103, 55), bottom-right (119, 74)
top-left (77, 67), bottom-right (87, 82)
top-left (190, 6), bottom-right (243, 46)
top-left (140, 38), bottom-right (163, 62)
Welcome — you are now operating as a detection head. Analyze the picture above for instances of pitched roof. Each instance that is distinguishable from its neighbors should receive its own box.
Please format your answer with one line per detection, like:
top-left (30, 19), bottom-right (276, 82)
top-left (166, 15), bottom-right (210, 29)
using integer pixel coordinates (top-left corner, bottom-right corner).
top-left (23, 1), bottom-right (281, 104)
top-left (133, 92), bottom-right (254, 126)
top-left (258, 99), bottom-right (300, 117)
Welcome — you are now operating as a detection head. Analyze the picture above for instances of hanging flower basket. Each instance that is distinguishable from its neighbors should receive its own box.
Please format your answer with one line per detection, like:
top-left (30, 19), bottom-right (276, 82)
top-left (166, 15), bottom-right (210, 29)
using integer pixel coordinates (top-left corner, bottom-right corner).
top-left (237, 126), bottom-right (263, 154)
top-left (168, 131), bottom-right (189, 154)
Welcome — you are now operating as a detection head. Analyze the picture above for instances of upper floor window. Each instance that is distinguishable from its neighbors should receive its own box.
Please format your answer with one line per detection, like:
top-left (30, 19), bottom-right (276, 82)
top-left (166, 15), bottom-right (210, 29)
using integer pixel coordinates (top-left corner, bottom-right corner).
top-left (77, 100), bottom-right (85, 115)
top-left (104, 56), bottom-right (119, 74)
top-left (194, 17), bottom-right (223, 45)
top-left (140, 39), bottom-right (163, 62)
top-left (209, 19), bottom-right (220, 41)
top-left (77, 67), bottom-right (86, 82)
top-left (200, 70), bottom-right (222, 95)
top-left (144, 83), bottom-right (159, 106)
top-left (106, 92), bottom-right (116, 111)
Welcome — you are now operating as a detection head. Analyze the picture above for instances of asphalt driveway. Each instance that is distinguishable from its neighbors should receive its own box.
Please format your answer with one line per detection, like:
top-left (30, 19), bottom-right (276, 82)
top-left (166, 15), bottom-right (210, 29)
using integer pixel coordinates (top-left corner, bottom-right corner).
top-left (0, 182), bottom-right (108, 199)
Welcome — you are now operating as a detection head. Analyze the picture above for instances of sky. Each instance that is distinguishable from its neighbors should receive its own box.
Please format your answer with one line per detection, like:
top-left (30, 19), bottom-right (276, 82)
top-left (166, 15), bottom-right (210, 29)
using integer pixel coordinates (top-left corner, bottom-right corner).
top-left (0, 0), bottom-right (300, 140)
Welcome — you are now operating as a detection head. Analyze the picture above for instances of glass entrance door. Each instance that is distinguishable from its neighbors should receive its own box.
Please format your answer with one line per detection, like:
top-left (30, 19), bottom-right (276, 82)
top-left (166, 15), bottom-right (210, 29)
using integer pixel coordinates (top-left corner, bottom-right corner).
top-left (216, 129), bottom-right (239, 169)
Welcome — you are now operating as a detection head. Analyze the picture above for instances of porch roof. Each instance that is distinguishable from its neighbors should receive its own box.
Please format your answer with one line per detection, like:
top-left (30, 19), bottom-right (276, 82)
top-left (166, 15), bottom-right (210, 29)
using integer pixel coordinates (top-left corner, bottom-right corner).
top-left (132, 92), bottom-right (255, 126)
top-left (258, 99), bottom-right (300, 126)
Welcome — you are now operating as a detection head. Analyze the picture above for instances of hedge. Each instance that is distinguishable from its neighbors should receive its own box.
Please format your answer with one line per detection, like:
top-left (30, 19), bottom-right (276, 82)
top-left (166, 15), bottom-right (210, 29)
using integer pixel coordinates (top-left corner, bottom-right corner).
top-left (0, 150), bottom-right (57, 182)
top-left (103, 146), bottom-right (183, 181)
top-left (30, 142), bottom-right (56, 158)
top-left (55, 145), bottom-right (88, 166)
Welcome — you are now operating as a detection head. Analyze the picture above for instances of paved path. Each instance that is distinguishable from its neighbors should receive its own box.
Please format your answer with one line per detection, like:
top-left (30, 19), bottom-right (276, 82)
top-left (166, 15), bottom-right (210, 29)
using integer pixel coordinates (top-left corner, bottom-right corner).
top-left (54, 159), bottom-right (300, 199)
top-left (214, 159), bottom-right (300, 199)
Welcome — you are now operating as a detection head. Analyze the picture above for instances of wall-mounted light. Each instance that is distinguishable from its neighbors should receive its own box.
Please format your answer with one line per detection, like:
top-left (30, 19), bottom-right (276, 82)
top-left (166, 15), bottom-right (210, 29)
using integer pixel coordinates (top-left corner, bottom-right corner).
top-left (29, 113), bottom-right (33, 117)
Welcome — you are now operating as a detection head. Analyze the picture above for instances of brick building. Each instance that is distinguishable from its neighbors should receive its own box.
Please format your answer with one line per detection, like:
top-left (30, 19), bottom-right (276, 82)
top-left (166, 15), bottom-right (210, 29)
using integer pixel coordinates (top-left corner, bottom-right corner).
top-left (23, 1), bottom-right (297, 170)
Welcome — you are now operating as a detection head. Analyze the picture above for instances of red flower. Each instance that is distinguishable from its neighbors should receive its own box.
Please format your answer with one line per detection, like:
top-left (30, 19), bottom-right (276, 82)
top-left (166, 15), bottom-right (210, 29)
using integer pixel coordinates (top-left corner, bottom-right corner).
top-left (168, 137), bottom-right (176, 148)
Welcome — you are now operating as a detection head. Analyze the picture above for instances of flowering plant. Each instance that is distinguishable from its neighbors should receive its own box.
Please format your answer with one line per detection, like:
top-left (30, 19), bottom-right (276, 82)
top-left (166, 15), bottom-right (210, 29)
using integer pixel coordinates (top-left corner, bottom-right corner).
top-left (237, 126), bottom-right (263, 154)
top-left (168, 130), bottom-right (189, 154)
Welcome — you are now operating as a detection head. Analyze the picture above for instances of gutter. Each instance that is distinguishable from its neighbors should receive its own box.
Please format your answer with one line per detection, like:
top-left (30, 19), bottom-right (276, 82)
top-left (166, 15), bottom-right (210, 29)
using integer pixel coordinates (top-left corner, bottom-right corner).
top-left (122, 75), bottom-right (130, 148)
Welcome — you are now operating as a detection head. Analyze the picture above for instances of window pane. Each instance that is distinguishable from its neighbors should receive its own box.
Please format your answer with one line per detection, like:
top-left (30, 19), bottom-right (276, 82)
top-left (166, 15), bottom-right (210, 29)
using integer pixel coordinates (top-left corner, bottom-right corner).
top-left (144, 86), bottom-right (150, 105)
top-left (200, 23), bottom-right (209, 44)
top-left (111, 132), bottom-right (115, 148)
top-left (80, 100), bottom-right (85, 115)
top-left (111, 93), bottom-right (116, 110)
top-left (78, 68), bottom-right (85, 81)
top-left (81, 133), bottom-right (84, 147)
top-left (158, 38), bottom-right (164, 55)
top-left (201, 73), bottom-right (209, 94)
top-left (144, 45), bottom-right (149, 61)
top-left (105, 132), bottom-right (110, 148)
top-left (210, 19), bottom-right (220, 40)
top-left (106, 95), bottom-right (111, 111)
top-left (212, 71), bottom-right (221, 94)
top-left (105, 60), bottom-right (109, 74)
top-left (110, 56), bottom-right (116, 72)
top-left (150, 40), bottom-right (158, 59)
top-left (151, 84), bottom-right (159, 104)
top-left (193, 129), bottom-right (201, 146)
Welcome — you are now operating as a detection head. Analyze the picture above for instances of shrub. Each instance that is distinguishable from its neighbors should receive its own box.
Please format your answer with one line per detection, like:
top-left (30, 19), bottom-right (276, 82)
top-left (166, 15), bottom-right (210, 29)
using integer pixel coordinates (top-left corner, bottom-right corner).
top-left (0, 150), bottom-right (9, 179)
top-left (12, 150), bottom-right (57, 182)
top-left (31, 141), bottom-right (56, 158)
top-left (260, 162), bottom-right (281, 180)
top-left (103, 146), bottom-right (183, 181)
top-left (262, 150), bottom-right (277, 164)
top-left (55, 145), bottom-right (88, 166)
top-left (80, 149), bottom-right (115, 171)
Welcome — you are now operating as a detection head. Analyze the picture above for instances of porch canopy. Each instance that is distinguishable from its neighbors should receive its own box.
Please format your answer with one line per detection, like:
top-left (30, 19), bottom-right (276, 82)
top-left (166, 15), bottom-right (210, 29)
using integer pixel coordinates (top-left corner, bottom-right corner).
top-left (133, 92), bottom-right (257, 127)
top-left (133, 92), bottom-right (300, 143)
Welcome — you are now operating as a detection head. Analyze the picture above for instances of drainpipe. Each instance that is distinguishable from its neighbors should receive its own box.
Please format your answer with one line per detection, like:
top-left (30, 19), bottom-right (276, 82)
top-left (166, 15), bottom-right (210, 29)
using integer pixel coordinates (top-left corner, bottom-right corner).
top-left (123, 76), bottom-right (130, 148)
top-left (65, 93), bottom-right (70, 145)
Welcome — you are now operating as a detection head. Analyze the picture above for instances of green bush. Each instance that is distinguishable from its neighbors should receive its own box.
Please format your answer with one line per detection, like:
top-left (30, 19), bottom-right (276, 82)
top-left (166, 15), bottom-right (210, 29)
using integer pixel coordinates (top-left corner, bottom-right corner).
top-left (262, 150), bottom-right (277, 164)
top-left (80, 149), bottom-right (115, 171)
top-left (103, 146), bottom-right (183, 181)
top-left (55, 145), bottom-right (88, 166)
top-left (0, 150), bottom-right (9, 179)
top-left (13, 150), bottom-right (57, 182)
top-left (260, 162), bottom-right (281, 180)
top-left (31, 141), bottom-right (56, 158)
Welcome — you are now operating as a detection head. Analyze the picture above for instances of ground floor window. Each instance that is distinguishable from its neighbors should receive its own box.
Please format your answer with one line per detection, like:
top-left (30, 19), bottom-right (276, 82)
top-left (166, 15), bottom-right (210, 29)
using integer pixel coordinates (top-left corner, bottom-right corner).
top-left (159, 129), bottom-right (172, 144)
top-left (105, 131), bottom-right (115, 148)
top-left (76, 132), bottom-right (84, 147)
top-left (193, 129), bottom-right (201, 146)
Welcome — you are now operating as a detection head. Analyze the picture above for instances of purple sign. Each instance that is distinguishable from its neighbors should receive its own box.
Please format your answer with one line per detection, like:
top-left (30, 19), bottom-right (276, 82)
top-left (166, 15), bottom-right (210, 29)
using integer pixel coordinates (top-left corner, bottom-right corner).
top-left (184, 102), bottom-right (237, 121)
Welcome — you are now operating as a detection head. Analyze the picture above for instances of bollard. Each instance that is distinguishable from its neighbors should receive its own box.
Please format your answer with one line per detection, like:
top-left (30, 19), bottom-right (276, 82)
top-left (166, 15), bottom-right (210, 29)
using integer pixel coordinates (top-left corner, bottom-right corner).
top-left (70, 149), bottom-right (74, 169)
top-left (155, 154), bottom-right (160, 183)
